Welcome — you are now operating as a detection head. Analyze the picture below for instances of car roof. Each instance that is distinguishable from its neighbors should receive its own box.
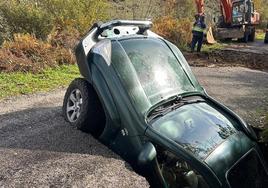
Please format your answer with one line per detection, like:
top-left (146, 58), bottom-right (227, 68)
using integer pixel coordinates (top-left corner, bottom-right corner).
top-left (110, 34), bottom-right (162, 43)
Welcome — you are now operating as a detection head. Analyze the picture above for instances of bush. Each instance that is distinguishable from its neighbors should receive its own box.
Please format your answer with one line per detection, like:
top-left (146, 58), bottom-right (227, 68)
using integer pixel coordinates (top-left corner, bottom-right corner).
top-left (0, 0), bottom-right (109, 42)
top-left (39, 0), bottom-right (109, 34)
top-left (48, 27), bottom-right (81, 50)
top-left (0, 0), bottom-right (53, 40)
top-left (0, 0), bottom-right (109, 74)
top-left (153, 16), bottom-right (192, 48)
top-left (162, 0), bottom-right (195, 19)
top-left (0, 34), bottom-right (74, 73)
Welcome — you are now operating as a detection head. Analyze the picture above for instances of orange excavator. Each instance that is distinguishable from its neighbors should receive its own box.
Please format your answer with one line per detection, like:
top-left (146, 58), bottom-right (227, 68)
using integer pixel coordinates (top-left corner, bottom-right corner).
top-left (195, 0), bottom-right (260, 43)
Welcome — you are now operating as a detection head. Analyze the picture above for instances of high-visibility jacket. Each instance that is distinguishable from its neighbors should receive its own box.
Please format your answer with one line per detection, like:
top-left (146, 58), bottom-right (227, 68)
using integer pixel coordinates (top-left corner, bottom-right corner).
top-left (192, 20), bottom-right (206, 34)
top-left (193, 25), bottom-right (205, 33)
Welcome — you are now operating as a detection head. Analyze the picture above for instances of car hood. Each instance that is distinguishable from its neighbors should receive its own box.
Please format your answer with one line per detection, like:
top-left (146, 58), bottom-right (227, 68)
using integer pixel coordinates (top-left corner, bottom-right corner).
top-left (150, 101), bottom-right (260, 186)
top-left (151, 102), bottom-right (240, 160)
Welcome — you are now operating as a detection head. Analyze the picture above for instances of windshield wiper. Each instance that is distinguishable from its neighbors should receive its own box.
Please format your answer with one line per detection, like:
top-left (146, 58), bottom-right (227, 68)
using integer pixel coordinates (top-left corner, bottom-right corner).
top-left (147, 97), bottom-right (205, 121)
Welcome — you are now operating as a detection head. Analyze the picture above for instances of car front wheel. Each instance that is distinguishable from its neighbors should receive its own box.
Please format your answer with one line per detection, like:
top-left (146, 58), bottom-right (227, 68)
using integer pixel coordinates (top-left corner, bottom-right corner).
top-left (63, 78), bottom-right (105, 137)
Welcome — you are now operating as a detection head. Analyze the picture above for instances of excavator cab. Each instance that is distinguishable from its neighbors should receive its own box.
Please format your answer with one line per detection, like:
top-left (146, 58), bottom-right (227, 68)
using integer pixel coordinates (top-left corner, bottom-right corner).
top-left (232, 1), bottom-right (247, 25)
top-left (232, 0), bottom-right (260, 25)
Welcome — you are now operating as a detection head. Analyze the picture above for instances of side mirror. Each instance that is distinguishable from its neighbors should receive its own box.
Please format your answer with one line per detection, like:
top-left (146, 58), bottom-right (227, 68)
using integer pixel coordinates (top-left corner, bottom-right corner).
top-left (138, 142), bottom-right (157, 165)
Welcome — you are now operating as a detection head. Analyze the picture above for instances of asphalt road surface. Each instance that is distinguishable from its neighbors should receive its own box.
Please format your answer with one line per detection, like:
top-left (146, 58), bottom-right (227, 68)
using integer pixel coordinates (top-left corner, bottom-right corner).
top-left (0, 66), bottom-right (268, 187)
top-left (192, 66), bottom-right (268, 128)
top-left (0, 89), bottom-right (149, 188)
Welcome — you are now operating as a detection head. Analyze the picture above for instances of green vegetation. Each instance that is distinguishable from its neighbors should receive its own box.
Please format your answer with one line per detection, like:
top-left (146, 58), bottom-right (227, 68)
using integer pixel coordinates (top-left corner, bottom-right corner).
top-left (0, 0), bottom-right (107, 100)
top-left (0, 65), bottom-right (79, 99)
top-left (255, 0), bottom-right (268, 29)
top-left (109, 0), bottom-right (194, 20)
top-left (0, 34), bottom-right (75, 73)
top-left (0, 0), bottom-right (266, 99)
top-left (256, 32), bottom-right (266, 40)
top-left (0, 0), bottom-right (108, 43)
top-left (202, 43), bottom-right (225, 53)
top-left (153, 16), bottom-right (193, 48)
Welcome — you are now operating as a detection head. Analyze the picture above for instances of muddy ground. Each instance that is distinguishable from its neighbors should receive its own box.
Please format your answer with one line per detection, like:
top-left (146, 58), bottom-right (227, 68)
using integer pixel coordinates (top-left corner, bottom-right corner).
top-left (186, 40), bottom-right (268, 72)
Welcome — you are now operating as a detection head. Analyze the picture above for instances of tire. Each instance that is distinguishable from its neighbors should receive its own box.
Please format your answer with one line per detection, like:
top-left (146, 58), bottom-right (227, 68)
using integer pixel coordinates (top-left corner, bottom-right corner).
top-left (224, 38), bottom-right (232, 42)
top-left (63, 78), bottom-right (106, 137)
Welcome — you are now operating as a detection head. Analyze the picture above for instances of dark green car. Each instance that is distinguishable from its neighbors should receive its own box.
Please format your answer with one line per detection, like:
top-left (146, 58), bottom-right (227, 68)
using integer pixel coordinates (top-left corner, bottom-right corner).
top-left (63, 20), bottom-right (268, 188)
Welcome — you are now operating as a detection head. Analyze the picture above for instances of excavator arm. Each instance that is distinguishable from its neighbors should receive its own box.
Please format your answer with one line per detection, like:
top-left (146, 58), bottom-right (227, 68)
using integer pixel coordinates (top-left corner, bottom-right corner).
top-left (195, 0), bottom-right (204, 15)
top-left (195, 0), bottom-right (232, 22)
top-left (220, 0), bottom-right (233, 25)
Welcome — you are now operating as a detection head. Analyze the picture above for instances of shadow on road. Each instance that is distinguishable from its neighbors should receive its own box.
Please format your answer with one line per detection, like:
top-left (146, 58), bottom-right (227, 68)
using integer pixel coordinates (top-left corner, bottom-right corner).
top-left (0, 106), bottom-right (118, 159)
top-left (0, 106), bottom-right (148, 187)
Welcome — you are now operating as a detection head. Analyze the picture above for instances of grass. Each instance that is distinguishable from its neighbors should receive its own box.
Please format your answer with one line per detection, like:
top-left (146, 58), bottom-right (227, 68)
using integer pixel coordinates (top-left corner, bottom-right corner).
top-left (256, 32), bottom-right (265, 40)
top-left (202, 43), bottom-right (225, 53)
top-left (0, 65), bottom-right (80, 99)
top-left (181, 42), bottom-right (225, 53)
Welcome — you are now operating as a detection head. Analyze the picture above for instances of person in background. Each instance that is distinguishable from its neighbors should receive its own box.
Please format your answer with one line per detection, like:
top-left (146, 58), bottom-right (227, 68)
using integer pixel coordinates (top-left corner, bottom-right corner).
top-left (265, 22), bottom-right (268, 44)
top-left (191, 14), bottom-right (206, 52)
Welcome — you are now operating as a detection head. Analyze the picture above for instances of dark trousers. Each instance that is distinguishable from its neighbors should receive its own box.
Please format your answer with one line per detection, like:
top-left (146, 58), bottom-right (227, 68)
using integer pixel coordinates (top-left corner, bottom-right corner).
top-left (265, 31), bottom-right (268, 44)
top-left (191, 34), bottom-right (204, 52)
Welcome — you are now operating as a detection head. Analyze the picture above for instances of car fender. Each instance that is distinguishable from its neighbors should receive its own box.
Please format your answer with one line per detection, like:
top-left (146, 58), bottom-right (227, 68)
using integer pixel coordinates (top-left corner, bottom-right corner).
top-left (91, 61), bottom-right (121, 143)
top-left (204, 94), bottom-right (258, 141)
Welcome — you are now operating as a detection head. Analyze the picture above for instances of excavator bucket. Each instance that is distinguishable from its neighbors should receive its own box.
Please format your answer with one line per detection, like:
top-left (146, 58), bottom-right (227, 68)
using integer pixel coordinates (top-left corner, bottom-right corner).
top-left (206, 26), bottom-right (217, 44)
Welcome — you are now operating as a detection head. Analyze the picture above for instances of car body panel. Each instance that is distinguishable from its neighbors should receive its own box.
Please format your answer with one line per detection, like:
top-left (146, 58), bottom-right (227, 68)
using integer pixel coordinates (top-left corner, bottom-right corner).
top-left (150, 101), bottom-right (238, 160)
top-left (72, 20), bottom-right (268, 187)
top-left (205, 132), bottom-right (255, 186)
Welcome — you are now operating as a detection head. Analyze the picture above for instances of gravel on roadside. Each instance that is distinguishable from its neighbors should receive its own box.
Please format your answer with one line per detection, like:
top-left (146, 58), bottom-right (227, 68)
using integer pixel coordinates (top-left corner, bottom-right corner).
top-left (0, 88), bottom-right (149, 188)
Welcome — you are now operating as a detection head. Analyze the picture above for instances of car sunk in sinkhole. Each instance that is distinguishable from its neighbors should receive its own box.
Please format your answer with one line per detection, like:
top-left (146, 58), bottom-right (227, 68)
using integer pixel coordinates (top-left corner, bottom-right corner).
top-left (63, 20), bottom-right (268, 188)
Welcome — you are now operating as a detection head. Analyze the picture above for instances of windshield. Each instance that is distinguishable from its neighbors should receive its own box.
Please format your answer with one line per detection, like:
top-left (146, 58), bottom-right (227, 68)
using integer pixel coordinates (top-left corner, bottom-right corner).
top-left (232, 2), bottom-right (245, 24)
top-left (151, 102), bottom-right (237, 160)
top-left (111, 38), bottom-right (197, 114)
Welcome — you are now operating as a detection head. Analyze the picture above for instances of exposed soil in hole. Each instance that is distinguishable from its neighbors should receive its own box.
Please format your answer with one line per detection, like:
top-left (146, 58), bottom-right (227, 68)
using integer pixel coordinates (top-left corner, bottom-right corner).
top-left (184, 41), bottom-right (268, 72)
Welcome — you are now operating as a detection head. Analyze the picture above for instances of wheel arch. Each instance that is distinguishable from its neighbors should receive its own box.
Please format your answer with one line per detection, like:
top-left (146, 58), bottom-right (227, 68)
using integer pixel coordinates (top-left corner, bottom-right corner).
top-left (90, 62), bottom-right (122, 143)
